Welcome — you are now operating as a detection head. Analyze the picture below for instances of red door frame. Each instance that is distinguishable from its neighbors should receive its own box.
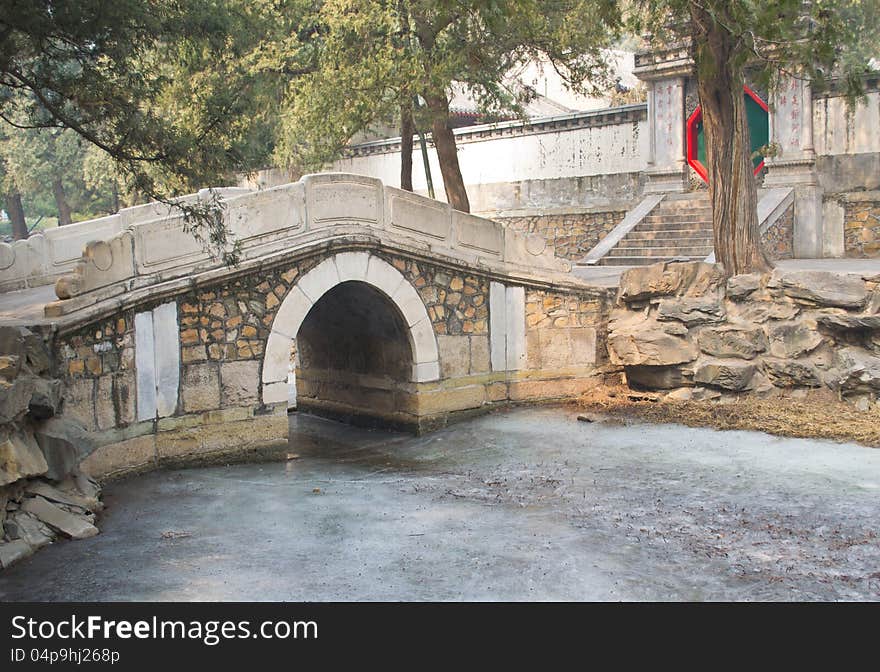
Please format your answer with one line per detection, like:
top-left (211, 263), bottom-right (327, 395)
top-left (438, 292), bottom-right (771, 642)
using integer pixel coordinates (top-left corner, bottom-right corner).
top-left (686, 85), bottom-right (769, 183)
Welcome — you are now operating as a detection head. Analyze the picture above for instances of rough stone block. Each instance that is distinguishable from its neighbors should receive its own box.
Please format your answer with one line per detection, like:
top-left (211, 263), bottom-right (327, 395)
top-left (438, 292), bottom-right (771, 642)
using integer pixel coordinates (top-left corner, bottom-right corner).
top-left (96, 375), bottom-right (117, 431)
top-left (21, 495), bottom-right (98, 539)
top-left (220, 360), bottom-right (260, 406)
top-left (763, 359), bottom-right (822, 388)
top-left (28, 378), bottom-right (63, 419)
top-left (438, 335), bottom-right (470, 379)
top-left (35, 417), bottom-right (98, 481)
top-left (181, 363), bottom-right (221, 413)
top-left (726, 273), bottom-right (764, 300)
top-left (699, 327), bottom-right (767, 359)
top-left (657, 295), bottom-right (726, 325)
top-left (469, 335), bottom-right (491, 374)
top-left (569, 328), bottom-right (598, 366)
top-left (416, 384), bottom-right (487, 415)
top-left (735, 300), bottom-right (800, 323)
top-left (816, 314), bottom-right (880, 332)
top-left (0, 354), bottom-right (21, 379)
top-left (80, 435), bottom-right (156, 479)
top-left (20, 327), bottom-right (50, 374)
top-left (608, 322), bottom-right (698, 367)
top-left (0, 325), bottom-right (25, 357)
top-left (767, 269), bottom-right (866, 309)
top-left (826, 347), bottom-right (880, 394)
top-left (113, 371), bottom-right (137, 426)
top-left (537, 329), bottom-right (572, 369)
top-left (3, 511), bottom-right (53, 550)
top-left (0, 429), bottom-right (49, 486)
top-left (694, 360), bottom-right (757, 391)
top-left (0, 377), bottom-right (34, 423)
top-left (768, 322), bottom-right (823, 359)
top-left (619, 261), bottom-right (724, 302)
top-left (0, 539), bottom-right (33, 569)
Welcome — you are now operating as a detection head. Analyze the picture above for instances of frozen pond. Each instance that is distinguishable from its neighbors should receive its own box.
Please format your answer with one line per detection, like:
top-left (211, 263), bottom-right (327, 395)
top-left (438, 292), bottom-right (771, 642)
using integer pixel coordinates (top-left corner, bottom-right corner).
top-left (1, 406), bottom-right (878, 601)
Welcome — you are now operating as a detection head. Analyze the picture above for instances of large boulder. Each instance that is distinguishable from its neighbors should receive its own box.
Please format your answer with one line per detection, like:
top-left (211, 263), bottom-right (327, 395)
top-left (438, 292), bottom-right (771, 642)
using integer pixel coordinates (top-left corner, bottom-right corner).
top-left (608, 325), bottom-right (698, 367)
top-left (0, 326), bottom-right (25, 358)
top-left (0, 377), bottom-right (33, 423)
top-left (763, 359), bottom-right (822, 388)
top-left (694, 360), bottom-right (757, 391)
top-left (0, 326), bottom-right (49, 374)
top-left (699, 326), bottom-right (767, 359)
top-left (34, 417), bottom-right (97, 482)
top-left (735, 301), bottom-right (800, 324)
top-left (0, 428), bottom-right (48, 486)
top-left (0, 355), bottom-right (21, 379)
top-left (27, 378), bottom-right (64, 419)
top-left (816, 314), bottom-right (880, 332)
top-left (657, 295), bottom-right (726, 325)
top-left (825, 347), bottom-right (880, 394)
top-left (768, 322), bottom-right (824, 358)
top-left (767, 269), bottom-right (866, 309)
top-left (726, 273), bottom-right (764, 300)
top-left (619, 261), bottom-right (725, 303)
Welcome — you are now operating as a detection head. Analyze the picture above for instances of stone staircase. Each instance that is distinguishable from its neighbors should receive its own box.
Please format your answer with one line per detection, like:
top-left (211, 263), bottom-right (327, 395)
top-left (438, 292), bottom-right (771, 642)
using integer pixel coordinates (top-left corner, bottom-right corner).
top-left (599, 194), bottom-right (715, 266)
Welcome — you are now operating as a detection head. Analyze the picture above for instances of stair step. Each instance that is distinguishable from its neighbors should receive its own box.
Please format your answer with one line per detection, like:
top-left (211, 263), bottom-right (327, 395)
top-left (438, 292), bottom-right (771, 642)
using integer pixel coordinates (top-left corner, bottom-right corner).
top-left (643, 214), bottom-right (712, 224)
top-left (617, 237), bottom-right (714, 248)
top-left (599, 255), bottom-right (710, 266)
top-left (623, 230), bottom-right (714, 241)
top-left (636, 222), bottom-right (713, 232)
top-left (607, 246), bottom-right (713, 257)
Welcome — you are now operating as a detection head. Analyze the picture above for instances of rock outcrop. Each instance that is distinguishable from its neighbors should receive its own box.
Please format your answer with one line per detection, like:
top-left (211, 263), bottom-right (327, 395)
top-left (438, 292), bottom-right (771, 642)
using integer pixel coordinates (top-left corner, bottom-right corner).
top-left (0, 325), bottom-right (102, 570)
top-left (607, 261), bottom-right (880, 406)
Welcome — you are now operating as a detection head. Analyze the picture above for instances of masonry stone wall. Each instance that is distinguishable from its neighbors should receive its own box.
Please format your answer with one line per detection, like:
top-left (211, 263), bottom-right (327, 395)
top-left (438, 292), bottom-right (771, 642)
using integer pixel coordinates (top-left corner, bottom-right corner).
top-left (607, 260), bottom-right (880, 409)
top-left (497, 210), bottom-right (627, 261)
top-left (761, 203), bottom-right (795, 261)
top-left (843, 198), bottom-right (880, 258)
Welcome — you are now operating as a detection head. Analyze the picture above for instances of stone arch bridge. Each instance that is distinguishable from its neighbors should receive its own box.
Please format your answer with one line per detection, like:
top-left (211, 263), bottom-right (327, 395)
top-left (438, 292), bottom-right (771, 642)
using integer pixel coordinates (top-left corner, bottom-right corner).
top-left (7, 174), bottom-right (612, 478)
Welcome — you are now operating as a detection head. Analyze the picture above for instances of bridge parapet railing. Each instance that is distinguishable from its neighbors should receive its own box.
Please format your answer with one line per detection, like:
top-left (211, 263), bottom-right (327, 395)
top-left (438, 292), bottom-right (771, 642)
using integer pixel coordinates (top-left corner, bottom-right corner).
top-left (0, 187), bottom-right (252, 294)
top-left (39, 173), bottom-right (570, 314)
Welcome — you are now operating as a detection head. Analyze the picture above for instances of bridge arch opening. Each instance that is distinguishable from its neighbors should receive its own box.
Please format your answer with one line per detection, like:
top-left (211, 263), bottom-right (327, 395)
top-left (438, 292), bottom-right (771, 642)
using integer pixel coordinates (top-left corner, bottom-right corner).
top-left (261, 252), bottom-right (440, 430)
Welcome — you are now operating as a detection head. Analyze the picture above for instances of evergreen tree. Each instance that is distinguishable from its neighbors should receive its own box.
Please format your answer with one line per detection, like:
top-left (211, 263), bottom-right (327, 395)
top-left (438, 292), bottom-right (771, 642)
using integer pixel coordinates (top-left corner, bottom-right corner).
top-left (630, 0), bottom-right (879, 275)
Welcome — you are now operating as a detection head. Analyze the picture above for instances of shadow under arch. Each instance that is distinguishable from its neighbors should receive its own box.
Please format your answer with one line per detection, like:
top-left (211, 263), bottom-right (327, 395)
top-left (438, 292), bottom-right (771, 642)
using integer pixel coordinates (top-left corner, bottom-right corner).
top-left (261, 252), bottom-right (440, 430)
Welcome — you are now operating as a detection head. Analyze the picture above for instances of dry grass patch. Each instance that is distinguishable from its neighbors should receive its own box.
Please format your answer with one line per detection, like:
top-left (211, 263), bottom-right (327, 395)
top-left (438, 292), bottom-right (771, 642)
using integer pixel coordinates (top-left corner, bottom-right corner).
top-left (579, 385), bottom-right (880, 447)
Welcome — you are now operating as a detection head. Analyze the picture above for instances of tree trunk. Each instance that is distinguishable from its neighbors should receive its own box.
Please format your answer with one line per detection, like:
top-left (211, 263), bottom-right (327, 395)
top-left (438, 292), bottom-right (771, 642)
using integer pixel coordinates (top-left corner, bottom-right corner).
top-left (6, 191), bottom-right (28, 240)
top-left (400, 99), bottom-right (414, 192)
top-left (52, 178), bottom-right (73, 226)
top-left (425, 92), bottom-right (470, 212)
top-left (689, 2), bottom-right (770, 276)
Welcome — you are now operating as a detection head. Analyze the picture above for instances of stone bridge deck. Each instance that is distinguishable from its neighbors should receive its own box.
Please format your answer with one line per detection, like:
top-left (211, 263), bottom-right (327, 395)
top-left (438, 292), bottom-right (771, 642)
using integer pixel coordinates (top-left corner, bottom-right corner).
top-left (0, 174), bottom-right (619, 480)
